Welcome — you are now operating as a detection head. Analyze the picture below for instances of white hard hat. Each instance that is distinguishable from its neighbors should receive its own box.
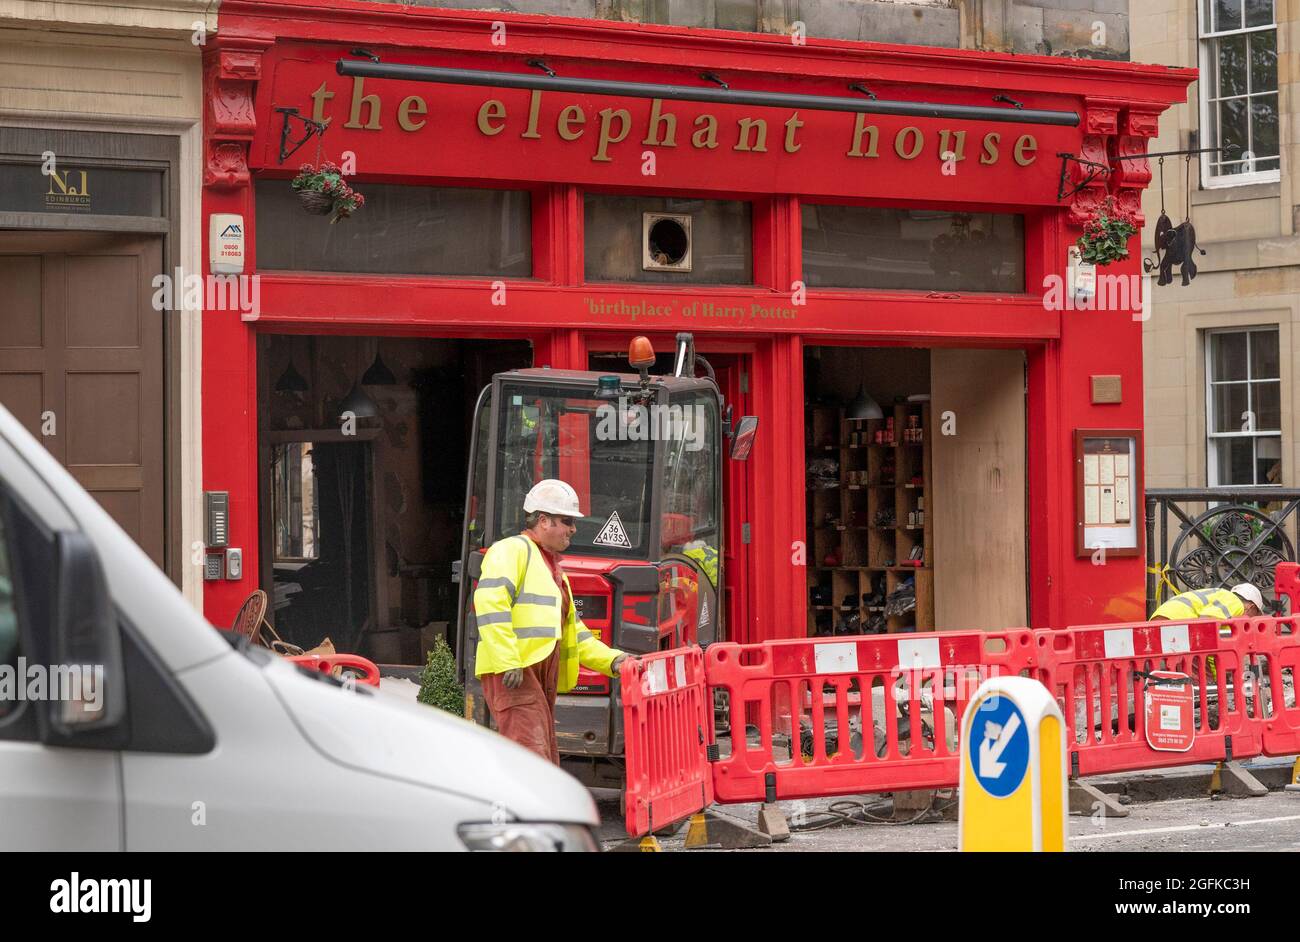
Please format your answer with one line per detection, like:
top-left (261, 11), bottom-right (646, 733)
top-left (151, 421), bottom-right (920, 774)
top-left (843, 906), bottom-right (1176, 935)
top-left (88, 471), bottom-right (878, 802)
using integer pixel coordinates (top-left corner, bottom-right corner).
top-left (523, 479), bottom-right (583, 517)
top-left (1231, 582), bottom-right (1266, 612)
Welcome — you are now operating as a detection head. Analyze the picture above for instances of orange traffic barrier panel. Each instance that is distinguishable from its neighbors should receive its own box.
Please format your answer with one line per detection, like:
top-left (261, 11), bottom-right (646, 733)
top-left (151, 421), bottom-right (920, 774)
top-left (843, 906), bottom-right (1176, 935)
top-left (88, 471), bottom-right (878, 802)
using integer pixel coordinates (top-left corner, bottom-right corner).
top-left (1029, 617), bottom-right (1300, 776)
top-left (621, 647), bottom-right (713, 838)
top-left (704, 630), bottom-right (1034, 803)
top-left (620, 616), bottom-right (1300, 823)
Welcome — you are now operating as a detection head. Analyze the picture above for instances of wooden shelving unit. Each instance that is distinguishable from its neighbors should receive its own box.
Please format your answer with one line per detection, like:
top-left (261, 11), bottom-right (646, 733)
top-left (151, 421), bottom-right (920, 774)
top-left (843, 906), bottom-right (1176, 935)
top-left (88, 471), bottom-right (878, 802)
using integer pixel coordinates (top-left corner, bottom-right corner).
top-left (806, 401), bottom-right (934, 635)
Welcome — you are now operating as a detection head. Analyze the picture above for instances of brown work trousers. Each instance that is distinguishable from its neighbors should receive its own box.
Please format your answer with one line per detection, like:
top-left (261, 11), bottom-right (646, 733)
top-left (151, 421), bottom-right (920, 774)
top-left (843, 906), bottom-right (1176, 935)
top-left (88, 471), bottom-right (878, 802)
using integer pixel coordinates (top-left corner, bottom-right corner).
top-left (482, 644), bottom-right (561, 765)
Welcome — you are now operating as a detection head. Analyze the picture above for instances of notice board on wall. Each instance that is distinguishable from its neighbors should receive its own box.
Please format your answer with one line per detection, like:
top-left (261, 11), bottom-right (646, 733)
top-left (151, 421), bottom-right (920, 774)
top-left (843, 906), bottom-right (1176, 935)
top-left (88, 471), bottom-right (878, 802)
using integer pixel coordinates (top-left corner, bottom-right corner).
top-left (1075, 429), bottom-right (1142, 558)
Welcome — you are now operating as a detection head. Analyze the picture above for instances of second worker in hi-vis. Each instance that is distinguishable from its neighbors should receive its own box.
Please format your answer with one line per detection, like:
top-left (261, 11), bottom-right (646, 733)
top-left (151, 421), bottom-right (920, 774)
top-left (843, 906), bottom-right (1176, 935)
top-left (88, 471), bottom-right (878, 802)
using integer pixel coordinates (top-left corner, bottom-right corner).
top-left (472, 479), bottom-right (631, 763)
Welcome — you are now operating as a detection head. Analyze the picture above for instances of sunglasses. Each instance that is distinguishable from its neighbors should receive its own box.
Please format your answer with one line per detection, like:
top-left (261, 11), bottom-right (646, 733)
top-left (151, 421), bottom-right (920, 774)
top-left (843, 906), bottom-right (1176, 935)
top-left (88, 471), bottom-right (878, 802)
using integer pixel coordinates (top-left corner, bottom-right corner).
top-left (548, 515), bottom-right (576, 528)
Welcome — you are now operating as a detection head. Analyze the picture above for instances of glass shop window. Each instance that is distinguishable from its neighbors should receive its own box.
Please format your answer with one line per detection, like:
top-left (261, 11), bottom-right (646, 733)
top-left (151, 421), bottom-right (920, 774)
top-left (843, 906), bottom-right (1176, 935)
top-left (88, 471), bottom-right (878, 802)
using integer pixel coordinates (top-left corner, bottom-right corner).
top-left (1198, 0), bottom-right (1278, 185)
top-left (255, 181), bottom-right (531, 277)
top-left (584, 195), bottom-right (752, 285)
top-left (801, 204), bottom-right (1025, 293)
top-left (1206, 326), bottom-right (1281, 486)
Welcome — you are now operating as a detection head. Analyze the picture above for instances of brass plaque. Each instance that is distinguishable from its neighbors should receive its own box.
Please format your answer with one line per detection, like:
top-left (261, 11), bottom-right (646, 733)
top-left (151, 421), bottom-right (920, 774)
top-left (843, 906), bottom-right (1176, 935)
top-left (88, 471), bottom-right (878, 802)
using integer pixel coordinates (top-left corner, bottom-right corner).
top-left (1091, 374), bottom-right (1122, 404)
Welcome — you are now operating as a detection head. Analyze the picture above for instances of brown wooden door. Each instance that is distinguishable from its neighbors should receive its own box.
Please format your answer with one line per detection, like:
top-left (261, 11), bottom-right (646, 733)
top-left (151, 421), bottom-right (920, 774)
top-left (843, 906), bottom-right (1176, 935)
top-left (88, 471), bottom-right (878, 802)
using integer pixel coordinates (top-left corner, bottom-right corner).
top-left (0, 231), bottom-right (165, 567)
top-left (930, 348), bottom-right (1027, 630)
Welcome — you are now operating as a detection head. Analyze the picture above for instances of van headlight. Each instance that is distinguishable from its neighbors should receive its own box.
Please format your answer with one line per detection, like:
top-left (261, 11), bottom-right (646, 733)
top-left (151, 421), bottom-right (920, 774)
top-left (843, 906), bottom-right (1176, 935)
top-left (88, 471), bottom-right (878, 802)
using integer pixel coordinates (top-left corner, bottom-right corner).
top-left (457, 822), bottom-right (598, 852)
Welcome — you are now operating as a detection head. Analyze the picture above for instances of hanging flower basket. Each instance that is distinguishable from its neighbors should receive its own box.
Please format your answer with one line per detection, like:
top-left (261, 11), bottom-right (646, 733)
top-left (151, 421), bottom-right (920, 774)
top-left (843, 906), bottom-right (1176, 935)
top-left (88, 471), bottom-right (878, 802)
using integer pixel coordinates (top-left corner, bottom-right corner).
top-left (298, 189), bottom-right (334, 215)
top-left (1077, 197), bottom-right (1138, 266)
top-left (291, 161), bottom-right (365, 224)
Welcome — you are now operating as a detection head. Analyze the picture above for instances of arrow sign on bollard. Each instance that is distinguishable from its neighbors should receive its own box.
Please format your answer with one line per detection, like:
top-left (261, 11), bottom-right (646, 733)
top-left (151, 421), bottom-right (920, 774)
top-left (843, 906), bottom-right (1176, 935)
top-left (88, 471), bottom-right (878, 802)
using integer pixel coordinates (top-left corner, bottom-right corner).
top-left (978, 712), bottom-right (1022, 779)
top-left (969, 696), bottom-right (1029, 799)
top-left (959, 676), bottom-right (1067, 852)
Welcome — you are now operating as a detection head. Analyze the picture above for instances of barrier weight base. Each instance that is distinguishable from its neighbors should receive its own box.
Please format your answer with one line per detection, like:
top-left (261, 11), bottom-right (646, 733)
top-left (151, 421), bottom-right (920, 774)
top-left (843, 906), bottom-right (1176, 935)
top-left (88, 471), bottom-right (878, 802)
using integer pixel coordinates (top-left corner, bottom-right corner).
top-left (1069, 780), bottom-right (1129, 818)
top-left (758, 803), bottom-right (790, 842)
top-left (1211, 760), bottom-right (1268, 798)
top-left (684, 810), bottom-right (774, 850)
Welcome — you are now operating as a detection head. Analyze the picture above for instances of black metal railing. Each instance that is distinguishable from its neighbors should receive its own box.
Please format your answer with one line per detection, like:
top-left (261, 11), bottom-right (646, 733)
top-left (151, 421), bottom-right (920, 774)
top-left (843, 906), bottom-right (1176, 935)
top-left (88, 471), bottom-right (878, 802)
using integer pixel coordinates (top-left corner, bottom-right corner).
top-left (1146, 488), bottom-right (1300, 616)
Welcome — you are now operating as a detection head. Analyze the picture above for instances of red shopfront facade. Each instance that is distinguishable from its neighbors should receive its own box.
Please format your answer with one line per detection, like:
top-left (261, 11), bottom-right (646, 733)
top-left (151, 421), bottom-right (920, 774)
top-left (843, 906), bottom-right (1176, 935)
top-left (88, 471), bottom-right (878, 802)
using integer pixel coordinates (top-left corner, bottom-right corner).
top-left (201, 0), bottom-right (1193, 647)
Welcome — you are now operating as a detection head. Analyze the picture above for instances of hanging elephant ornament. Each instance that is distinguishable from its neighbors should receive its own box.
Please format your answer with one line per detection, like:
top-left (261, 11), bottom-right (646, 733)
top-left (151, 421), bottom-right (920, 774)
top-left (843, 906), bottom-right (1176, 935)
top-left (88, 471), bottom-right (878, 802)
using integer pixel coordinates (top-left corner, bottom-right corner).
top-left (1143, 154), bottom-right (1207, 288)
top-left (1149, 208), bottom-right (1172, 274)
top-left (1156, 219), bottom-right (1205, 287)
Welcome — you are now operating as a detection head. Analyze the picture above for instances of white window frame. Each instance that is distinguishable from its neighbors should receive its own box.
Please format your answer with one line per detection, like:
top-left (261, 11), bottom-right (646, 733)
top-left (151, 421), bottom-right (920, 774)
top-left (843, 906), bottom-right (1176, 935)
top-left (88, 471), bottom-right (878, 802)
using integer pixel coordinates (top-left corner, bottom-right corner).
top-left (1197, 0), bottom-right (1280, 189)
top-left (1205, 326), bottom-right (1282, 486)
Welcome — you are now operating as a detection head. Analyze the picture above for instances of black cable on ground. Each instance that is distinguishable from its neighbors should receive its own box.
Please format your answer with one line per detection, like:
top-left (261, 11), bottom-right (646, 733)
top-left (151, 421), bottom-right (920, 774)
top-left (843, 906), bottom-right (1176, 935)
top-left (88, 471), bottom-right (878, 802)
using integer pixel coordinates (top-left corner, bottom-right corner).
top-left (787, 793), bottom-right (956, 830)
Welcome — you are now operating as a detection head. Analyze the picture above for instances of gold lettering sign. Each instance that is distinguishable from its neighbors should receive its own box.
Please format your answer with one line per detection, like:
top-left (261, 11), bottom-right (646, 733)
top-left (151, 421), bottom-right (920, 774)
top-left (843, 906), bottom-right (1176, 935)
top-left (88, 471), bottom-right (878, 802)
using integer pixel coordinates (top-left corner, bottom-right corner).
top-left (398, 95), bottom-right (427, 132)
top-left (847, 115), bottom-right (879, 158)
top-left (477, 99), bottom-right (507, 136)
top-left (306, 80), bottom-right (1047, 175)
top-left (938, 129), bottom-right (966, 162)
top-left (557, 104), bottom-right (585, 141)
top-left (345, 76), bottom-right (381, 130)
top-left (980, 132), bottom-right (1000, 165)
top-left (895, 126), bottom-right (923, 160)
top-left (594, 108), bottom-right (631, 162)
top-left (691, 114), bottom-right (719, 150)
top-left (734, 117), bottom-right (768, 153)
top-left (1014, 134), bottom-right (1038, 166)
top-left (783, 113), bottom-right (803, 154)
top-left (643, 99), bottom-right (677, 147)
top-left (45, 169), bottom-right (90, 209)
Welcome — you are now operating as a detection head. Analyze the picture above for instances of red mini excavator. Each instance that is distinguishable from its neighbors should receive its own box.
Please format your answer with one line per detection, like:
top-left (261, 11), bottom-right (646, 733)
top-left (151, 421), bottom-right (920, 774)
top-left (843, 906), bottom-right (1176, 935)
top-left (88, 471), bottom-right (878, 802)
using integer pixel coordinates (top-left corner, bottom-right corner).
top-left (456, 333), bottom-right (756, 788)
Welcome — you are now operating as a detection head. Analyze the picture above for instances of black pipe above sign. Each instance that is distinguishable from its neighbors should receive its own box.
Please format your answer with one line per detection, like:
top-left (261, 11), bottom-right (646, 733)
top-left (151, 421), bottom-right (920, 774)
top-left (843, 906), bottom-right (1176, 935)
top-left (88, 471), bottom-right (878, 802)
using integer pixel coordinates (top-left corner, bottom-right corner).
top-left (336, 58), bottom-right (1081, 127)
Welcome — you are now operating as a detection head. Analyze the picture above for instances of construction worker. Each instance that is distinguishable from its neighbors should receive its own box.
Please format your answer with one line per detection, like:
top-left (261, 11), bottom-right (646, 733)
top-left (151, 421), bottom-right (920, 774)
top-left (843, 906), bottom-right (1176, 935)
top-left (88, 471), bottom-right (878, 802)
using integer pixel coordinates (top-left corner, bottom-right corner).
top-left (473, 479), bottom-right (631, 764)
top-left (1150, 583), bottom-right (1265, 622)
top-left (1151, 583), bottom-right (1266, 683)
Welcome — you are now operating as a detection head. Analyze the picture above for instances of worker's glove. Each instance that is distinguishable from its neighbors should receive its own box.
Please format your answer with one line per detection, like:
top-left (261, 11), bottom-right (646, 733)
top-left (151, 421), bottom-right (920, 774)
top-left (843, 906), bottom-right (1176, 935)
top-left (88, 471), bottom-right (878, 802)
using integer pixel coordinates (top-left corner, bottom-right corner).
top-left (611, 655), bottom-right (631, 677)
top-left (502, 668), bottom-right (524, 689)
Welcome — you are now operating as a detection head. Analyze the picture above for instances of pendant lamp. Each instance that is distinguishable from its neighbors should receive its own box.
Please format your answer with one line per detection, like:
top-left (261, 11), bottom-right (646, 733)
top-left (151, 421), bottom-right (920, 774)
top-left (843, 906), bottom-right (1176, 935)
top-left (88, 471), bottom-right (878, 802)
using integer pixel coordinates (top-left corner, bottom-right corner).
top-left (846, 383), bottom-right (883, 421)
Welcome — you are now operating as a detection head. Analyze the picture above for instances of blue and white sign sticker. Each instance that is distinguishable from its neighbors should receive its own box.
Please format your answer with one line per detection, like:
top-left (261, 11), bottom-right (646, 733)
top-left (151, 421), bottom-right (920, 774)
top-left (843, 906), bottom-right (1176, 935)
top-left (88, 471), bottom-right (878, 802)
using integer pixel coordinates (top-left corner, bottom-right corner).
top-left (967, 694), bottom-right (1030, 798)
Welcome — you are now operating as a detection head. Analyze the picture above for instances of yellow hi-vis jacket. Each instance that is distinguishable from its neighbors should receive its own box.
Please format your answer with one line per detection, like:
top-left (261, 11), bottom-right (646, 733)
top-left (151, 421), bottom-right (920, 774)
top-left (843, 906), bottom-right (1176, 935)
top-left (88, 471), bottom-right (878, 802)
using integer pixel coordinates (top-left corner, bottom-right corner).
top-left (472, 533), bottom-right (623, 690)
top-left (1151, 588), bottom-right (1245, 622)
top-left (1152, 588), bottom-right (1243, 681)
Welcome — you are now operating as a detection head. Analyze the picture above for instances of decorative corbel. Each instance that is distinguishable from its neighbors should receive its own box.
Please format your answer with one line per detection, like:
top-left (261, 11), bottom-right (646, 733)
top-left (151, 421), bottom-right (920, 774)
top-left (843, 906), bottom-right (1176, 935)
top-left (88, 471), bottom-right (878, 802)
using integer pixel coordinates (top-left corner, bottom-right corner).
top-left (1064, 97), bottom-right (1123, 227)
top-left (204, 45), bottom-right (264, 191)
top-left (1109, 107), bottom-right (1161, 226)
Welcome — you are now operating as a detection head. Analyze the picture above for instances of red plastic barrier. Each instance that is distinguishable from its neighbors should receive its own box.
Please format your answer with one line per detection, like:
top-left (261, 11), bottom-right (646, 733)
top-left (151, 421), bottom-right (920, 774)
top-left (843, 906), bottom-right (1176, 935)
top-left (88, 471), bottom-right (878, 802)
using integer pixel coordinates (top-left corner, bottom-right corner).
top-left (1252, 619), bottom-right (1300, 758)
top-left (621, 647), bottom-right (714, 838)
top-left (285, 652), bottom-right (382, 688)
top-left (621, 618), bottom-right (1300, 818)
top-left (1028, 617), bottom-right (1296, 776)
top-left (1275, 562), bottom-right (1300, 615)
top-left (704, 630), bottom-right (1034, 802)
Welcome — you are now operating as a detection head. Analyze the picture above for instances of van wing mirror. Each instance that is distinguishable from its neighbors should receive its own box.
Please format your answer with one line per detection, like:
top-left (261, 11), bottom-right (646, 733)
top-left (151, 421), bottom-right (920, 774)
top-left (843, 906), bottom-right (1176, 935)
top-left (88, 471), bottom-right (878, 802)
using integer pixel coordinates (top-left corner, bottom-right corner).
top-left (729, 416), bottom-right (759, 461)
top-left (49, 531), bottom-right (124, 736)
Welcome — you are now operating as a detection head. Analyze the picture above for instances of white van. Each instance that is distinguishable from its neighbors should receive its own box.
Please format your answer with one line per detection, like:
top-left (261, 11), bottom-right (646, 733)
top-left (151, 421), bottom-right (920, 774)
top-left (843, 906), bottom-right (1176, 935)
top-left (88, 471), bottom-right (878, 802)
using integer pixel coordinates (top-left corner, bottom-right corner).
top-left (0, 405), bottom-right (599, 851)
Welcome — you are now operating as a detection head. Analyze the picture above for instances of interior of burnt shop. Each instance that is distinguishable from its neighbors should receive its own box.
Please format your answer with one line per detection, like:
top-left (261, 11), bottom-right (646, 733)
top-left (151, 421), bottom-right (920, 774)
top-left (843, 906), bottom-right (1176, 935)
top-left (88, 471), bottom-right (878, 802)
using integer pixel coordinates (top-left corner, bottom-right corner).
top-left (257, 334), bottom-right (530, 664)
top-left (805, 346), bottom-right (934, 637)
top-left (804, 338), bottom-right (1033, 639)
